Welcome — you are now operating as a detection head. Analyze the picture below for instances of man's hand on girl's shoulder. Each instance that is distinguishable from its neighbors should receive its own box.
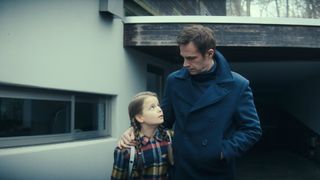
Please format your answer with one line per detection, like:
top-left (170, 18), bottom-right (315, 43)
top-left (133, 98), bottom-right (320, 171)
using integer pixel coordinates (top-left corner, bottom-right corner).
top-left (117, 127), bottom-right (136, 149)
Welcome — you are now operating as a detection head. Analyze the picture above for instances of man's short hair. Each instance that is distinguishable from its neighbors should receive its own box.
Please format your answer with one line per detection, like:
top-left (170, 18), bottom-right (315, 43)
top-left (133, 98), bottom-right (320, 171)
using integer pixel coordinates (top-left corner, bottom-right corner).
top-left (177, 25), bottom-right (216, 56)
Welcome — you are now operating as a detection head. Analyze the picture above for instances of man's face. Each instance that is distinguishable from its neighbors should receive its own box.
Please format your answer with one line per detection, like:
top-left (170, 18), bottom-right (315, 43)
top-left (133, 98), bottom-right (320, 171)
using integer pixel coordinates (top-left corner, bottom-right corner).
top-left (179, 42), bottom-right (214, 75)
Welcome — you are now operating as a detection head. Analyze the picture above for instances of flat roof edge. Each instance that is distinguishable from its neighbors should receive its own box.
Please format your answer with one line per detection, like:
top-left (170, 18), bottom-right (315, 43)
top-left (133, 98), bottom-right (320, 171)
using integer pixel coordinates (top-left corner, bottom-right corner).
top-left (124, 16), bottom-right (320, 26)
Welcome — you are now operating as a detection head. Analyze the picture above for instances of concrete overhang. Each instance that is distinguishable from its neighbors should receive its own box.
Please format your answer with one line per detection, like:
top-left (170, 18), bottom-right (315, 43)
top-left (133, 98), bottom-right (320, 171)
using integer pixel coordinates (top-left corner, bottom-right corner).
top-left (123, 16), bottom-right (320, 63)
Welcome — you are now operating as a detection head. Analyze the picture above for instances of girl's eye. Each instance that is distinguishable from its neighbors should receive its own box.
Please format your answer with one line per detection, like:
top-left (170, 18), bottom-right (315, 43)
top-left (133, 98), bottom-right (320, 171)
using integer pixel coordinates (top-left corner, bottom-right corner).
top-left (149, 103), bottom-right (160, 110)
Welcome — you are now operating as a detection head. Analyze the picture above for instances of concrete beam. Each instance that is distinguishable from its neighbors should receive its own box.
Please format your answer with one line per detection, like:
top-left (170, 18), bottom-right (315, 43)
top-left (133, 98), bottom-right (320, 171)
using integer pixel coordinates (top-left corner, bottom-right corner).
top-left (124, 23), bottom-right (320, 48)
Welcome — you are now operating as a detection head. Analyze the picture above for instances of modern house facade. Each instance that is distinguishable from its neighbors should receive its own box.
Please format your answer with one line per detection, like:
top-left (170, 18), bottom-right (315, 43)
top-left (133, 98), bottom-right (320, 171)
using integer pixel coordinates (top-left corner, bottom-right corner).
top-left (1, 0), bottom-right (320, 179)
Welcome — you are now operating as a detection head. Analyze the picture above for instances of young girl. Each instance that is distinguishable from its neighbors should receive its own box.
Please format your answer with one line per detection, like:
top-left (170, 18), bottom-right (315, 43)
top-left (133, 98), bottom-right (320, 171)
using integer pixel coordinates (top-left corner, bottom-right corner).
top-left (111, 91), bottom-right (173, 180)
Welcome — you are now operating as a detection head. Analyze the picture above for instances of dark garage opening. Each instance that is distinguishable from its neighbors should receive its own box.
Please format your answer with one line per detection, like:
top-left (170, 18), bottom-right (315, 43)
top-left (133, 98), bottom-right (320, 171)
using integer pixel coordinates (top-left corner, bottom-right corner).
top-left (226, 47), bottom-right (320, 180)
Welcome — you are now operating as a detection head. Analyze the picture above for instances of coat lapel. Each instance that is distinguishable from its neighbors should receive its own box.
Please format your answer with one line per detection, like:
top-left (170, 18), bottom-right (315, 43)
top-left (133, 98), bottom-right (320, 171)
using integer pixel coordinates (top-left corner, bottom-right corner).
top-left (173, 68), bottom-right (197, 106)
top-left (190, 83), bottom-right (231, 113)
top-left (189, 50), bottom-right (234, 113)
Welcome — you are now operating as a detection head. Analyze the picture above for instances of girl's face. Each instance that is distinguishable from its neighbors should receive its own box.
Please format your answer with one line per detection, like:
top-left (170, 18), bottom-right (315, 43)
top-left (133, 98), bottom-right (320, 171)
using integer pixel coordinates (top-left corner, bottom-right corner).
top-left (136, 96), bottom-right (163, 126)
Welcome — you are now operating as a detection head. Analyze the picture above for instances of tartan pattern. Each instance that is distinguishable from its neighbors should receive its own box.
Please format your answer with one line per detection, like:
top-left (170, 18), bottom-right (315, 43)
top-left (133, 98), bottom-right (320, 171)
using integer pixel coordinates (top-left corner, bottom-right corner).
top-left (111, 130), bottom-right (171, 180)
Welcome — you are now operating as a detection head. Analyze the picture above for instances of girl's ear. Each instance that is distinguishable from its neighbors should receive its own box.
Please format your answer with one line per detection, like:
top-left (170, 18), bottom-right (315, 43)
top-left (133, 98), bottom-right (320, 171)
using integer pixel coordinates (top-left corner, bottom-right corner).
top-left (135, 114), bottom-right (144, 123)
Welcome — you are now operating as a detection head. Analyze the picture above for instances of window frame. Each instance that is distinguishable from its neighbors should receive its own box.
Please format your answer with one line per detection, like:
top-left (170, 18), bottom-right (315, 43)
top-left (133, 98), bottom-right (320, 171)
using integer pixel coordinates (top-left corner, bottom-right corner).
top-left (0, 85), bottom-right (111, 148)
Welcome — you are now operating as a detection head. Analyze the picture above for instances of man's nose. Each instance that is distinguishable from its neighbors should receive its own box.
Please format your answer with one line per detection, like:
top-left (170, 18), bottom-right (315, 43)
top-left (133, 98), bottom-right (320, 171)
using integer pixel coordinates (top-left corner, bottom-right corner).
top-left (183, 60), bottom-right (189, 67)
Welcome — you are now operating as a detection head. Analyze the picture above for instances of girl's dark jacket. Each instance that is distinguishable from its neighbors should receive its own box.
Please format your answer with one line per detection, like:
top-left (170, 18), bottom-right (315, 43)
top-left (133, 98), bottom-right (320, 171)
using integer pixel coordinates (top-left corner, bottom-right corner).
top-left (162, 51), bottom-right (262, 180)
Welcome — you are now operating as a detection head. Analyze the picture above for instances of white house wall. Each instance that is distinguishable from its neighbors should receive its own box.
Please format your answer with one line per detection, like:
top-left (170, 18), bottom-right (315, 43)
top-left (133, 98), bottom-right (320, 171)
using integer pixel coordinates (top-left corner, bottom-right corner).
top-left (0, 0), bottom-right (169, 179)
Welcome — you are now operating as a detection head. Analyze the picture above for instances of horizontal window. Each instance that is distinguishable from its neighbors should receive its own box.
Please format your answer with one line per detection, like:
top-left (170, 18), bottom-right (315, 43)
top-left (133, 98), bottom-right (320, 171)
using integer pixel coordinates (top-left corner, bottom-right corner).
top-left (0, 85), bottom-right (111, 148)
top-left (124, 0), bottom-right (320, 19)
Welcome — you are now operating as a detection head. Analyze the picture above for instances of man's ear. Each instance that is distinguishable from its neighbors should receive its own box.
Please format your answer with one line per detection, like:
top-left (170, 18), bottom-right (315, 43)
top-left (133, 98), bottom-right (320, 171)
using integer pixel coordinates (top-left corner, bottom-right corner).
top-left (208, 49), bottom-right (215, 57)
top-left (135, 114), bottom-right (144, 123)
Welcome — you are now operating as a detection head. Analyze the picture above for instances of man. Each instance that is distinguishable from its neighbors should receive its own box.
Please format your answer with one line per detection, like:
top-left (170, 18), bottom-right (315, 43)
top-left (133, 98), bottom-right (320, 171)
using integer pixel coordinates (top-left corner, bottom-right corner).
top-left (120, 25), bottom-right (262, 180)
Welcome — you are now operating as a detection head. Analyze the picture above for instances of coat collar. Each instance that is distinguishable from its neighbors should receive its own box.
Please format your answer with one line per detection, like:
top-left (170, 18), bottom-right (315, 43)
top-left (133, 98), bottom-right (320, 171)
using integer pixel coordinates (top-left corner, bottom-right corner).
top-left (174, 50), bottom-right (234, 84)
top-left (173, 50), bottom-right (234, 113)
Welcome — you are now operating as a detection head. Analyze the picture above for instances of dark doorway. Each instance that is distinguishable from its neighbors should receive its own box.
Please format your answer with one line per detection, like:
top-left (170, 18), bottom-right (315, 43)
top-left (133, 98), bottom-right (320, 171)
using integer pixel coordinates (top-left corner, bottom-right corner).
top-left (229, 58), bottom-right (320, 179)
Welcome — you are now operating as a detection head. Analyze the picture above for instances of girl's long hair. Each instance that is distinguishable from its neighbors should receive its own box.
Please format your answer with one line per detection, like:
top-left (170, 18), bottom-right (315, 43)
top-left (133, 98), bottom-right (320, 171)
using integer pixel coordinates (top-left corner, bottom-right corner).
top-left (128, 91), bottom-right (170, 174)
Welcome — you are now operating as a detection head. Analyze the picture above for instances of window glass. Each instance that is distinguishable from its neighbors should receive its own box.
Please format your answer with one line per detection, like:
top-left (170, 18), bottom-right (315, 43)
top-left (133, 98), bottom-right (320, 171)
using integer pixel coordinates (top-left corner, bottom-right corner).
top-left (75, 97), bottom-right (105, 132)
top-left (0, 98), bottom-right (70, 137)
top-left (124, 0), bottom-right (320, 19)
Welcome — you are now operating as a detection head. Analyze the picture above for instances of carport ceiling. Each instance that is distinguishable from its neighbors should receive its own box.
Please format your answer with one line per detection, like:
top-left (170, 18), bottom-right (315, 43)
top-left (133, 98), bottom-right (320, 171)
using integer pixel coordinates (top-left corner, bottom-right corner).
top-left (128, 46), bottom-right (320, 63)
top-left (231, 61), bottom-right (320, 94)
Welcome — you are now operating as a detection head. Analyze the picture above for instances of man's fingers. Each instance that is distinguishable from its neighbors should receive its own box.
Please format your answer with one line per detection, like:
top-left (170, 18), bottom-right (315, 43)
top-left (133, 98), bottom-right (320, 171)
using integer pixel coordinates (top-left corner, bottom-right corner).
top-left (123, 134), bottom-right (137, 146)
top-left (117, 127), bottom-right (136, 149)
top-left (125, 127), bottom-right (135, 140)
top-left (118, 139), bottom-right (136, 149)
top-left (122, 133), bottom-right (132, 143)
top-left (117, 141), bottom-right (123, 149)
top-left (117, 136), bottom-right (129, 149)
top-left (118, 140), bottom-right (129, 149)
top-left (129, 130), bottom-right (135, 140)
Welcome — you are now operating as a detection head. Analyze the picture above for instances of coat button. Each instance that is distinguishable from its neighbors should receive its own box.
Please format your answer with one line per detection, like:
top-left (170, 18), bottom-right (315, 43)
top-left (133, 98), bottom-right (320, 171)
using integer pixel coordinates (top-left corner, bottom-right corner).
top-left (202, 139), bottom-right (208, 146)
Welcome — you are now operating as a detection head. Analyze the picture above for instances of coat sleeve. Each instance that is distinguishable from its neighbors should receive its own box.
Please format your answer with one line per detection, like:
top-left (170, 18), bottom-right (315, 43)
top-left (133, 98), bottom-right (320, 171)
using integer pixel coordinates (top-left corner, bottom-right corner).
top-left (111, 147), bottom-right (129, 180)
top-left (221, 81), bottom-right (262, 162)
top-left (161, 75), bottom-right (175, 129)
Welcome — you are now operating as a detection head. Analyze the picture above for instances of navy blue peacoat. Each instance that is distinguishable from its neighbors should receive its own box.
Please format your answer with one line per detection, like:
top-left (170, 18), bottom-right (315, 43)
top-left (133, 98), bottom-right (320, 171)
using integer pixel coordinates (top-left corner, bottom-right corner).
top-left (162, 51), bottom-right (262, 180)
